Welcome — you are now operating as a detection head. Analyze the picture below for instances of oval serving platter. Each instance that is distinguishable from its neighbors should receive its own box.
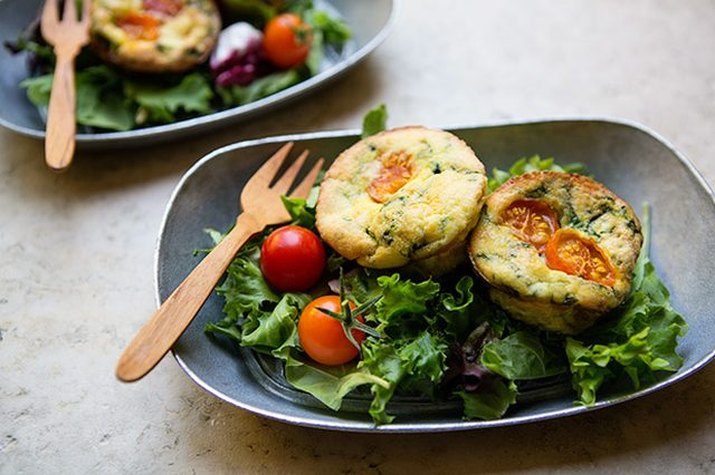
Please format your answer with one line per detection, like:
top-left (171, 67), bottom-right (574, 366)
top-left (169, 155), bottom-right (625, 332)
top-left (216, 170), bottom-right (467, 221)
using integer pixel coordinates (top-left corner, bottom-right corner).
top-left (156, 118), bottom-right (715, 433)
top-left (0, 0), bottom-right (395, 148)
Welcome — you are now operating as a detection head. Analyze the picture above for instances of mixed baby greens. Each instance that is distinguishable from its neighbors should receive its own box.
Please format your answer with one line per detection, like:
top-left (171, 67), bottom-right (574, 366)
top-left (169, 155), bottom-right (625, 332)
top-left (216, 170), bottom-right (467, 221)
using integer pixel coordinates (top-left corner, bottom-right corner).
top-left (204, 108), bottom-right (687, 424)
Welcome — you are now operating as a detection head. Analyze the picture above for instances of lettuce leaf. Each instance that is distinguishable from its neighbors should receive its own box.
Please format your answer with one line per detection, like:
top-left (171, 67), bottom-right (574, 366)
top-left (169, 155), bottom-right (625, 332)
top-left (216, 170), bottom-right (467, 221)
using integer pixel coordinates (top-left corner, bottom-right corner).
top-left (241, 293), bottom-right (310, 355)
top-left (304, 8), bottom-right (352, 75)
top-left (218, 0), bottom-right (277, 26)
top-left (20, 74), bottom-right (52, 106)
top-left (481, 331), bottom-right (568, 380)
top-left (284, 355), bottom-right (389, 411)
top-left (75, 67), bottom-right (135, 131)
top-left (455, 379), bottom-right (518, 420)
top-left (125, 73), bottom-right (214, 125)
top-left (436, 275), bottom-right (511, 341)
top-left (436, 275), bottom-right (478, 340)
top-left (215, 239), bottom-right (279, 321)
top-left (217, 70), bottom-right (302, 106)
top-left (362, 104), bottom-right (388, 138)
top-left (488, 155), bottom-right (587, 192)
top-left (398, 331), bottom-right (448, 389)
top-left (307, 9), bottom-right (352, 47)
top-left (360, 340), bottom-right (404, 424)
top-left (21, 65), bottom-right (135, 131)
top-left (20, 66), bottom-right (213, 131)
top-left (359, 331), bottom-right (448, 423)
top-left (374, 274), bottom-right (441, 334)
top-left (280, 182), bottom-right (320, 229)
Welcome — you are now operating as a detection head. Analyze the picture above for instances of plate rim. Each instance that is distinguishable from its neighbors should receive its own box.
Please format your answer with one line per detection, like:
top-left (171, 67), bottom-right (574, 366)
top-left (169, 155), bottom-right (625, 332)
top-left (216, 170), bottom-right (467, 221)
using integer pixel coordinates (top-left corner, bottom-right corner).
top-left (156, 115), bottom-right (715, 433)
top-left (0, 0), bottom-right (397, 146)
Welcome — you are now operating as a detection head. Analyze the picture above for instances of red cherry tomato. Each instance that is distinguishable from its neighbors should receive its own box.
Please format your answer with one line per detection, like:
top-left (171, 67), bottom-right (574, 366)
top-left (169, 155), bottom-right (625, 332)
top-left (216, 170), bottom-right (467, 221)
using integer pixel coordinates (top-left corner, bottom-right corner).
top-left (260, 225), bottom-right (325, 292)
top-left (367, 151), bottom-right (414, 203)
top-left (500, 199), bottom-right (559, 252)
top-left (298, 296), bottom-right (365, 366)
top-left (545, 228), bottom-right (616, 286)
top-left (116, 11), bottom-right (161, 40)
top-left (263, 13), bottom-right (312, 69)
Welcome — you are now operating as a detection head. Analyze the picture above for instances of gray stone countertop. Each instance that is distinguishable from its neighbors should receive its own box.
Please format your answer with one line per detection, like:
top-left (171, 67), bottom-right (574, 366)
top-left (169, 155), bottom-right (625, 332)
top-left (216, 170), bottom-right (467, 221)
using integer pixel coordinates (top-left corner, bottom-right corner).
top-left (2, 1), bottom-right (715, 473)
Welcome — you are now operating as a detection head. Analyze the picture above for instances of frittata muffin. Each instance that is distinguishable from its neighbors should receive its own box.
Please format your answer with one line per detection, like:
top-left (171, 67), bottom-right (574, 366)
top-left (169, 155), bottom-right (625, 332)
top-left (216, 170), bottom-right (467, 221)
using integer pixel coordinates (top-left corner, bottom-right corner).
top-left (469, 171), bottom-right (642, 334)
top-left (90, 0), bottom-right (221, 73)
top-left (316, 126), bottom-right (488, 275)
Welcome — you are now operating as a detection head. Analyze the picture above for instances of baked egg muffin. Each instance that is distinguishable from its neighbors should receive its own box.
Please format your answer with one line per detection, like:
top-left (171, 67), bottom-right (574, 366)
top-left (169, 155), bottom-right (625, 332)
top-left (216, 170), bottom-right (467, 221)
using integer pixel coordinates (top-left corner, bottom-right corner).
top-left (316, 126), bottom-right (488, 275)
top-left (469, 171), bottom-right (642, 334)
top-left (90, 0), bottom-right (221, 73)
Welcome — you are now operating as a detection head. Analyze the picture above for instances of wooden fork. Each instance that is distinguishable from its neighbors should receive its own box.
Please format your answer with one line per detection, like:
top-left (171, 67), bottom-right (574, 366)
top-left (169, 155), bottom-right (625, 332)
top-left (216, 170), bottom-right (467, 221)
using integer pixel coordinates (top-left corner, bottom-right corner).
top-left (40, 0), bottom-right (92, 172)
top-left (116, 143), bottom-right (324, 382)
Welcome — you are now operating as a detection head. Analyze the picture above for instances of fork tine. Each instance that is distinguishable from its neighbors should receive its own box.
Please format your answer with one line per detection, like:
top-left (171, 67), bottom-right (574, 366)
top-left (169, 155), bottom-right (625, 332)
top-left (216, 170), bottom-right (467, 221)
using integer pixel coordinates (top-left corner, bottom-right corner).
top-left (64, 0), bottom-right (77, 22)
top-left (81, 0), bottom-right (92, 23)
top-left (251, 142), bottom-right (293, 189)
top-left (271, 149), bottom-right (309, 195)
top-left (41, 0), bottom-right (59, 31)
top-left (290, 157), bottom-right (324, 199)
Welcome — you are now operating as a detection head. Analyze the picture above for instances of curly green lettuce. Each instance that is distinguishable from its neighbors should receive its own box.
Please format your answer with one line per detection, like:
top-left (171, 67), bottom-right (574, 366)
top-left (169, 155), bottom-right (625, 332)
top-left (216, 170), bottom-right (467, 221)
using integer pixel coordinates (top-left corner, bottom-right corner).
top-left (21, 66), bottom-right (214, 131)
top-left (564, 206), bottom-right (687, 404)
top-left (488, 155), bottom-right (587, 192)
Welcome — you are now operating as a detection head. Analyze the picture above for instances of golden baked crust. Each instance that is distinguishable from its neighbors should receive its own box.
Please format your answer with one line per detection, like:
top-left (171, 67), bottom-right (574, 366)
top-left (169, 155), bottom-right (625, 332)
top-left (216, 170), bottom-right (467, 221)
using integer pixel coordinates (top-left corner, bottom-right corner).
top-left (90, 0), bottom-right (220, 73)
top-left (469, 171), bottom-right (643, 334)
top-left (316, 126), bottom-right (488, 274)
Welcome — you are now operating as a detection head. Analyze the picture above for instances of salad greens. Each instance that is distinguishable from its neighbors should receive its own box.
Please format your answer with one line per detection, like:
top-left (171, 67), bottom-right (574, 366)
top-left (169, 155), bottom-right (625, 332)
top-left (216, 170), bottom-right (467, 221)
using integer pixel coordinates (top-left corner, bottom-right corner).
top-left (204, 109), bottom-right (687, 424)
top-left (565, 208), bottom-right (688, 405)
top-left (8, 1), bottom-right (351, 132)
top-left (361, 103), bottom-right (388, 138)
top-left (487, 155), bottom-right (587, 192)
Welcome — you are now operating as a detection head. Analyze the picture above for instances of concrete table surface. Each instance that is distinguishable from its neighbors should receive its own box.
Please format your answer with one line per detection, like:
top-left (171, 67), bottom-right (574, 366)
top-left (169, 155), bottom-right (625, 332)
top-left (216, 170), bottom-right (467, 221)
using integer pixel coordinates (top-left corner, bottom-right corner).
top-left (2, 1), bottom-right (715, 473)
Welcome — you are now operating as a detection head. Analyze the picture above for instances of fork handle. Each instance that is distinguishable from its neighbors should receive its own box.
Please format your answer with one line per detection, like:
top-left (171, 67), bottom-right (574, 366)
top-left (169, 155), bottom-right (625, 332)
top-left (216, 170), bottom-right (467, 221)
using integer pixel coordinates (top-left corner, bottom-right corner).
top-left (116, 212), bottom-right (262, 382)
top-left (45, 52), bottom-right (78, 172)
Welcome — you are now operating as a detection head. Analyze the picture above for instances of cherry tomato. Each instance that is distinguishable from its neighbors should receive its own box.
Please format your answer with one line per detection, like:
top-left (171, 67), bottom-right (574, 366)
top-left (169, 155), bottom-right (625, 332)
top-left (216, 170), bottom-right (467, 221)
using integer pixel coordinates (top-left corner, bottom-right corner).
top-left (263, 13), bottom-right (312, 69)
top-left (545, 228), bottom-right (616, 286)
top-left (116, 11), bottom-right (161, 40)
top-left (260, 225), bottom-right (325, 292)
top-left (367, 151), bottom-right (414, 203)
top-left (298, 296), bottom-right (365, 366)
top-left (501, 199), bottom-right (559, 252)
